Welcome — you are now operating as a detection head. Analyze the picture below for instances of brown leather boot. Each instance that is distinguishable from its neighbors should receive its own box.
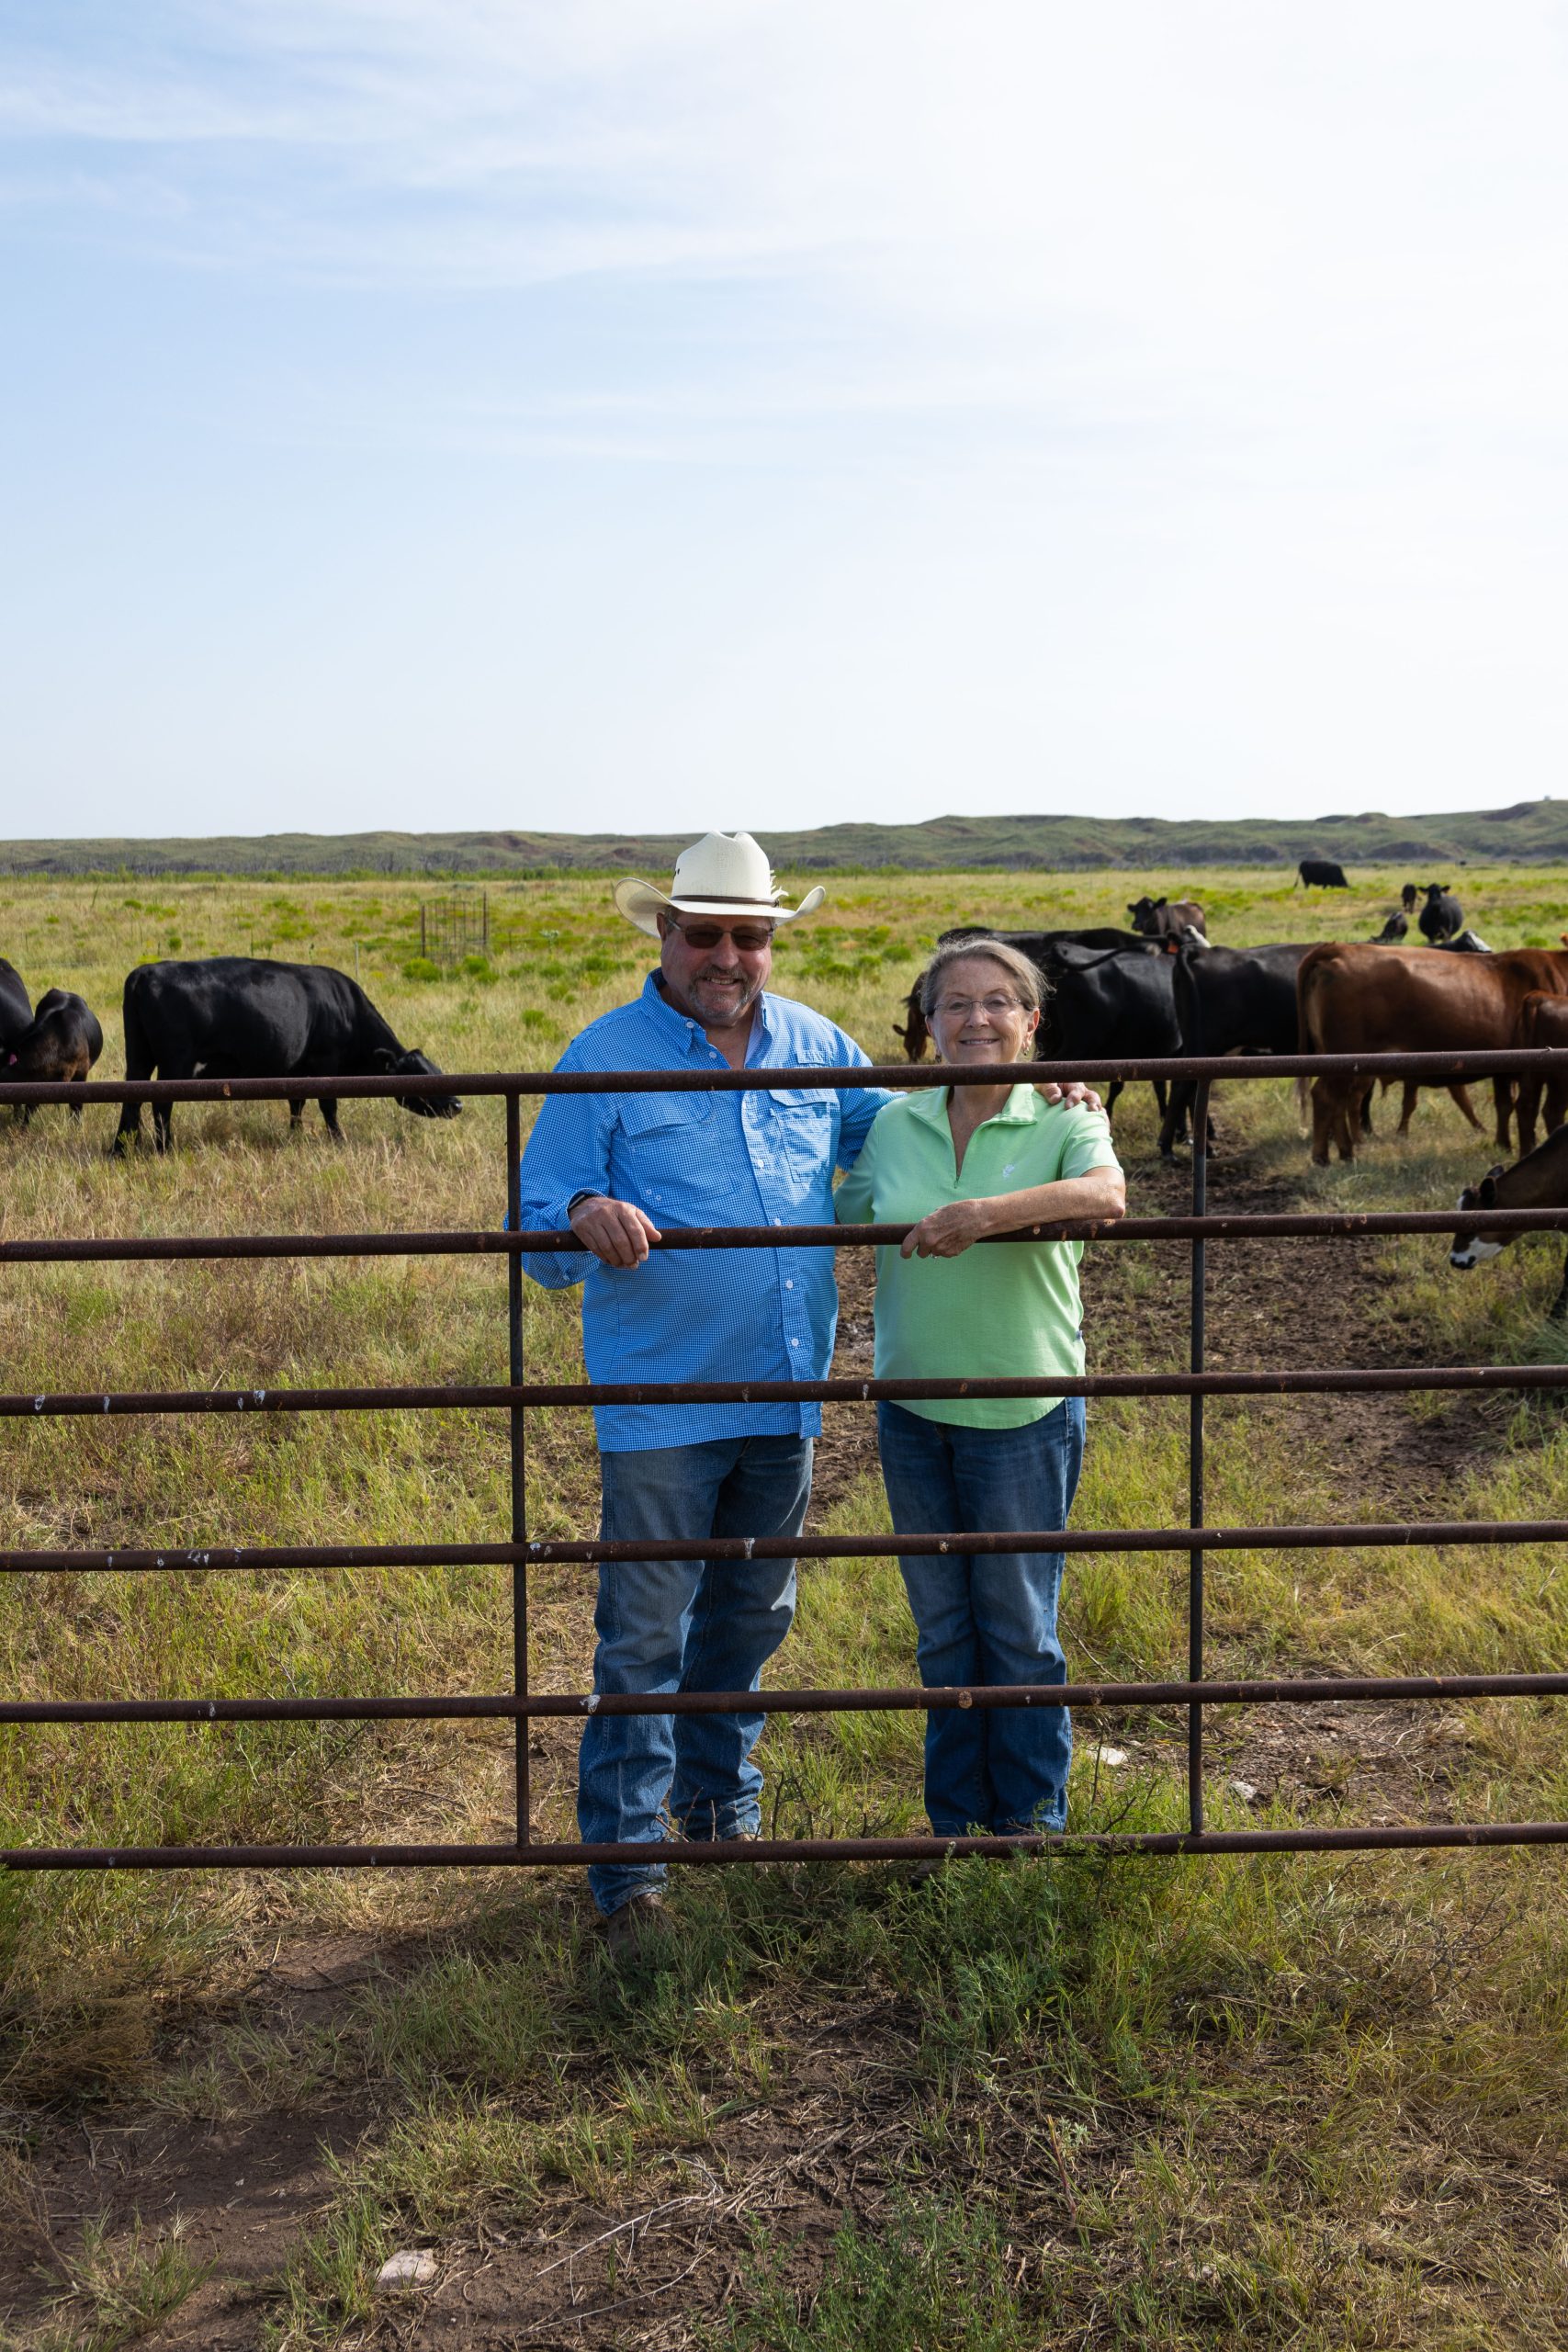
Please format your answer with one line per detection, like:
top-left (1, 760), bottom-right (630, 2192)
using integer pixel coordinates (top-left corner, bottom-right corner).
top-left (604, 1892), bottom-right (671, 1965)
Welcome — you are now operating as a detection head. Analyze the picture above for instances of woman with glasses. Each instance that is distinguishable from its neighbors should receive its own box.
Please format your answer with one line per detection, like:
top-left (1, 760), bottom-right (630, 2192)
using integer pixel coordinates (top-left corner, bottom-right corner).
top-left (834, 937), bottom-right (1125, 1845)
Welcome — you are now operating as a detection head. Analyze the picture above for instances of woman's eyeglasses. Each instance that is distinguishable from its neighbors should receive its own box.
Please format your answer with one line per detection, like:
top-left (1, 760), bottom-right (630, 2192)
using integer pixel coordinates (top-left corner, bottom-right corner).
top-left (666, 917), bottom-right (775, 952)
top-left (933, 994), bottom-right (1026, 1019)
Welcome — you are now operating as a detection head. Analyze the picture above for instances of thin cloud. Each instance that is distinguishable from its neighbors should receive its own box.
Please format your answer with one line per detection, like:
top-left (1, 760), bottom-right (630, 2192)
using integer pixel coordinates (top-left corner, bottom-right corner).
top-left (3, 1), bottom-right (1567, 831)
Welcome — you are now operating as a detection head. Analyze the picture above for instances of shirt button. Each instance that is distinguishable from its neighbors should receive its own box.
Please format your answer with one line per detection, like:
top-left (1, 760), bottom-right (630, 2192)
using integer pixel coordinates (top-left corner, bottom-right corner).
top-left (773, 1217), bottom-right (782, 1227)
top-left (785, 1279), bottom-right (795, 1290)
top-left (791, 1337), bottom-right (799, 1347)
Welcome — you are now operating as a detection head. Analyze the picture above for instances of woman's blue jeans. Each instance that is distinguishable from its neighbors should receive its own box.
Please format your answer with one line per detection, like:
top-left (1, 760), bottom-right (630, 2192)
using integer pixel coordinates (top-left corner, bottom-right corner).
top-left (876, 1398), bottom-right (1085, 1837)
top-left (578, 1434), bottom-right (811, 1917)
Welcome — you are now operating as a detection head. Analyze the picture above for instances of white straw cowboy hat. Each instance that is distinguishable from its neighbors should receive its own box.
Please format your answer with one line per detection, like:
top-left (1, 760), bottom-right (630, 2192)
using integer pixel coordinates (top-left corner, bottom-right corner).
top-left (613, 832), bottom-right (826, 939)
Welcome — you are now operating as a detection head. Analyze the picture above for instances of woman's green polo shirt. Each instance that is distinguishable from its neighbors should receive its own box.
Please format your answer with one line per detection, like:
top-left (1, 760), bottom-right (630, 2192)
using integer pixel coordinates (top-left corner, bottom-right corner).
top-left (834, 1085), bottom-right (1121, 1428)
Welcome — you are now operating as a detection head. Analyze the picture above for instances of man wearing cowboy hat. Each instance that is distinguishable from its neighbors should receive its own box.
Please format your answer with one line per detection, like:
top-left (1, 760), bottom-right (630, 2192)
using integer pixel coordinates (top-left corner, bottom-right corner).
top-left (515, 832), bottom-right (888, 1952)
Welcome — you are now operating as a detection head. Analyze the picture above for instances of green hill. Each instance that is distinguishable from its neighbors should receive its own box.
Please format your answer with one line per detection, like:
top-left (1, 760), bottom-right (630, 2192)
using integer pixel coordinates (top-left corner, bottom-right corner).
top-left (3, 800), bottom-right (1566, 877)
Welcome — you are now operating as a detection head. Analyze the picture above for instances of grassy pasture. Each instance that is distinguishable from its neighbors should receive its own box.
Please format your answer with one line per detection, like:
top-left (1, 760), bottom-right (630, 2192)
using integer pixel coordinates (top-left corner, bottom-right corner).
top-left (2, 865), bottom-right (1568, 2346)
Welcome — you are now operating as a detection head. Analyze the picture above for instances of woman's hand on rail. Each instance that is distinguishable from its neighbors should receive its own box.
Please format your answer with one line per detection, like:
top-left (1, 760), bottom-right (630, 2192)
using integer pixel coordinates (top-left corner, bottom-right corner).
top-left (901, 1167), bottom-right (1127, 1260)
top-left (568, 1194), bottom-right (662, 1269)
top-left (900, 1201), bottom-right (1002, 1259)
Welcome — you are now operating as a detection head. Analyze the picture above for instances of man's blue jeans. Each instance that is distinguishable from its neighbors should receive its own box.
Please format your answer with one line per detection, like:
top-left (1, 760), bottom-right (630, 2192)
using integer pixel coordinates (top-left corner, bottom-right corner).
top-left (579, 1434), bottom-right (811, 1917)
top-left (876, 1398), bottom-right (1086, 1838)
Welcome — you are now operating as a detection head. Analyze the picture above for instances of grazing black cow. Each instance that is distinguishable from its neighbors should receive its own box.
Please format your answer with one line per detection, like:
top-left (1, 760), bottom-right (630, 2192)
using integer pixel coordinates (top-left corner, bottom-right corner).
top-left (1370, 912), bottom-right (1408, 944)
top-left (1160, 943), bottom-right (1314, 1158)
top-left (111, 957), bottom-right (461, 1153)
top-left (1416, 883), bottom-right (1463, 943)
top-left (1296, 858), bottom-right (1348, 888)
top-left (1034, 942), bottom-right (1181, 1127)
top-left (0, 957), bottom-right (31, 1049)
top-left (895, 928), bottom-right (1156, 1059)
top-left (1127, 895), bottom-right (1205, 940)
top-left (1401, 883), bottom-right (1419, 915)
top-left (5, 989), bottom-right (104, 1125)
top-left (1436, 928), bottom-right (1491, 954)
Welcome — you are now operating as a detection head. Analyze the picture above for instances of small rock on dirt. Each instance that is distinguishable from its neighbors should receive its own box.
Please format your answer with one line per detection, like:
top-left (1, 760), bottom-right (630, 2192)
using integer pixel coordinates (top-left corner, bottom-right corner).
top-left (378, 2249), bottom-right (438, 2290)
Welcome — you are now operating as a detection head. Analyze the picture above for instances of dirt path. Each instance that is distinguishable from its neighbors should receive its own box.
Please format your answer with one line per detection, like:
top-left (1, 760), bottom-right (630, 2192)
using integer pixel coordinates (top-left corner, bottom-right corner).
top-left (1108, 1146), bottom-right (1515, 1505)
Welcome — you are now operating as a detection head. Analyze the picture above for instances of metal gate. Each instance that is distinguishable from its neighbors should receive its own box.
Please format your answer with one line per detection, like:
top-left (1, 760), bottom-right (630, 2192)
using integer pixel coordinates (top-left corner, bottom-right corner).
top-left (4, 1049), bottom-right (1568, 1872)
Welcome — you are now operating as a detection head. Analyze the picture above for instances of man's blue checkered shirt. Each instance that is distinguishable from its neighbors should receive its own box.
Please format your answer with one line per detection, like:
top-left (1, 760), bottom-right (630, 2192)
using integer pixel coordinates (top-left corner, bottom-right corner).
top-left (515, 971), bottom-right (892, 1451)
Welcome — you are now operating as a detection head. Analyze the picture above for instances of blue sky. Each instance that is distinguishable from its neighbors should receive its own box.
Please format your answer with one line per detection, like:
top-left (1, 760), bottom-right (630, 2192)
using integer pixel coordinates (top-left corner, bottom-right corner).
top-left (3, 2), bottom-right (1567, 840)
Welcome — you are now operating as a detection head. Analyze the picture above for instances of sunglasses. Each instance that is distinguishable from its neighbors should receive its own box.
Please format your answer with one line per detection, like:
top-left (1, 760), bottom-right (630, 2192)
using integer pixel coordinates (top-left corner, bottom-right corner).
top-left (665, 916), bottom-right (775, 952)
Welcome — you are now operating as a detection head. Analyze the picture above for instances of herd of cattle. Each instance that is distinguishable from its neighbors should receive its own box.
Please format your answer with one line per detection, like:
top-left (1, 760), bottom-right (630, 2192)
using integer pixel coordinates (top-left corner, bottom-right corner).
top-left (3, 906), bottom-right (1566, 1315)
top-left (895, 888), bottom-right (1568, 1312)
top-left (895, 882), bottom-right (1522, 1160)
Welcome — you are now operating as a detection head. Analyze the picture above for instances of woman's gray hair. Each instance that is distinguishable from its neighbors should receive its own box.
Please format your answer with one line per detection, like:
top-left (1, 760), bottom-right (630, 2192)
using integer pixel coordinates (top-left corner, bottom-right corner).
top-left (918, 935), bottom-right (1048, 1019)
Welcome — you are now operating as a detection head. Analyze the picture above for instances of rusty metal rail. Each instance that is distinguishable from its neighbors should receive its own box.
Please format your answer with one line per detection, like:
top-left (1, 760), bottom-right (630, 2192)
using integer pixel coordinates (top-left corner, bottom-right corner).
top-left (2, 1046), bottom-right (1566, 1874)
top-left (4, 1519), bottom-right (1568, 1574)
top-left (4, 1668), bottom-right (1567, 1724)
top-left (3, 1046), bottom-right (1566, 1102)
top-left (8, 1361), bottom-right (1568, 1419)
top-left (5, 1206), bottom-right (1568, 1267)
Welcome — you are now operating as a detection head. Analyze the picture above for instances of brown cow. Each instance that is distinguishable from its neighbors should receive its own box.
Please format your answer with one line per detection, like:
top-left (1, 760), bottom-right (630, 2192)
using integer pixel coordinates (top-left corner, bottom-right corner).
top-left (1296, 944), bottom-right (1568, 1165)
top-left (1450, 1125), bottom-right (1568, 1320)
top-left (1512, 992), bottom-right (1568, 1156)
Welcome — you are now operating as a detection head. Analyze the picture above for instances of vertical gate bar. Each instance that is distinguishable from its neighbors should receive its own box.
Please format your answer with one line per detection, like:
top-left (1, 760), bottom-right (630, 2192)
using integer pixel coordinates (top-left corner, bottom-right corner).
top-left (1187, 1079), bottom-right (1210, 1835)
top-left (505, 1090), bottom-right (530, 1846)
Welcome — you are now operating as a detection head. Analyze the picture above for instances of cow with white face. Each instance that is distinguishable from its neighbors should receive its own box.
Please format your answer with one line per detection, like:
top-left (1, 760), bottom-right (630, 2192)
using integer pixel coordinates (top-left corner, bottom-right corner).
top-left (1450, 1125), bottom-right (1568, 1319)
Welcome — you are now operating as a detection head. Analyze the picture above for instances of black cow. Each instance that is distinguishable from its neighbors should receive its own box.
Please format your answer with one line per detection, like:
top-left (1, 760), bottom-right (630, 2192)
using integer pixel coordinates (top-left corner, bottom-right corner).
top-left (895, 928), bottom-right (1156, 1059)
top-left (1401, 883), bottom-right (1419, 914)
top-left (111, 957), bottom-right (461, 1153)
top-left (1297, 859), bottom-right (1348, 888)
top-left (1034, 942), bottom-right (1181, 1127)
top-left (0, 957), bottom-right (30, 1048)
top-left (1127, 895), bottom-right (1205, 940)
top-left (1417, 884), bottom-right (1463, 944)
top-left (940, 924), bottom-right (1150, 953)
top-left (5, 989), bottom-right (104, 1125)
top-left (1436, 928), bottom-right (1492, 955)
top-left (1161, 943), bottom-right (1314, 1158)
top-left (1369, 912), bottom-right (1408, 944)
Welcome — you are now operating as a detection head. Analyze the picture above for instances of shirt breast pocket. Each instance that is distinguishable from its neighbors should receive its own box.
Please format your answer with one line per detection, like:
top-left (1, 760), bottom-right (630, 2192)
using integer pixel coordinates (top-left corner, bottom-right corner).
top-left (615, 1094), bottom-right (714, 1207)
top-left (765, 1088), bottom-right (837, 1191)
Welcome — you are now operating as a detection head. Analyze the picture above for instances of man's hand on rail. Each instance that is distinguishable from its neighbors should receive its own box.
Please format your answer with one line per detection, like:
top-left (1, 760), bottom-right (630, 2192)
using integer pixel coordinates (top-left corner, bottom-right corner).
top-left (568, 1195), bottom-right (663, 1269)
top-left (1033, 1080), bottom-right (1104, 1114)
